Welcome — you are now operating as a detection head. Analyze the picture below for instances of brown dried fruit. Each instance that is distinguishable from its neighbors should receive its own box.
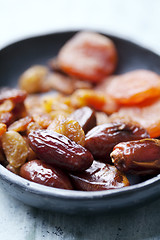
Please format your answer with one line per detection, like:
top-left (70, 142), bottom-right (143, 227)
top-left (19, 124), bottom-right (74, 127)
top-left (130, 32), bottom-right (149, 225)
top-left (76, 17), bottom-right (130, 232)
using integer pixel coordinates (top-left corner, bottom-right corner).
top-left (85, 122), bottom-right (150, 161)
top-left (47, 72), bottom-right (92, 95)
top-left (28, 130), bottom-right (93, 171)
top-left (70, 107), bottom-right (96, 133)
top-left (69, 160), bottom-right (129, 191)
top-left (0, 88), bottom-right (27, 104)
top-left (2, 131), bottom-right (28, 168)
top-left (20, 159), bottom-right (73, 190)
top-left (111, 138), bottom-right (160, 175)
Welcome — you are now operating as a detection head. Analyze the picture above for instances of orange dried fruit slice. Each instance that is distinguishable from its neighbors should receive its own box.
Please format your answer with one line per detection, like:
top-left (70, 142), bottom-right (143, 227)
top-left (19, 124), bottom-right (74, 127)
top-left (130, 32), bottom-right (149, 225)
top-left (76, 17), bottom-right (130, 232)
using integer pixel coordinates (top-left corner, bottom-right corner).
top-left (105, 70), bottom-right (160, 105)
top-left (109, 98), bottom-right (160, 138)
top-left (57, 31), bottom-right (117, 83)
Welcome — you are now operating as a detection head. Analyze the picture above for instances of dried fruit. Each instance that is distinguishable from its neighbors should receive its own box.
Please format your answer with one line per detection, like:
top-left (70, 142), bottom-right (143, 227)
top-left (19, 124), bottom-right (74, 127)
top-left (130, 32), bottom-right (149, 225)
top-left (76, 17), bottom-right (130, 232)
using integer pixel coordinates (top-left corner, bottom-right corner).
top-left (20, 160), bottom-right (73, 189)
top-left (70, 107), bottom-right (96, 133)
top-left (2, 131), bottom-right (28, 168)
top-left (111, 138), bottom-right (160, 175)
top-left (71, 89), bottom-right (106, 111)
top-left (0, 123), bottom-right (7, 136)
top-left (8, 116), bottom-right (33, 132)
top-left (19, 65), bottom-right (49, 93)
top-left (57, 31), bottom-right (117, 82)
top-left (0, 88), bottom-right (27, 104)
top-left (105, 70), bottom-right (160, 105)
top-left (69, 160), bottom-right (129, 191)
top-left (0, 112), bottom-right (14, 126)
top-left (32, 113), bottom-right (52, 129)
top-left (85, 122), bottom-right (149, 160)
top-left (48, 116), bottom-right (85, 146)
top-left (109, 98), bottom-right (160, 138)
top-left (47, 72), bottom-right (92, 95)
top-left (0, 100), bottom-right (15, 113)
top-left (28, 130), bottom-right (93, 171)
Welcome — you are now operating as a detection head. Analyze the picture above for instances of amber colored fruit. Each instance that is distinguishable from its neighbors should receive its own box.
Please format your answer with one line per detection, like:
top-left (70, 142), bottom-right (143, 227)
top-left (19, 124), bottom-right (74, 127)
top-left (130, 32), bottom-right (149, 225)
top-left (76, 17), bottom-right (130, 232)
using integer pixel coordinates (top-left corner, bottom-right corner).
top-left (24, 95), bottom-right (45, 115)
top-left (71, 89), bottom-right (106, 111)
top-left (48, 116), bottom-right (85, 146)
top-left (0, 112), bottom-right (14, 126)
top-left (0, 100), bottom-right (15, 113)
top-left (47, 72), bottom-right (92, 95)
top-left (105, 70), bottom-right (160, 105)
top-left (109, 98), bottom-right (160, 138)
top-left (20, 160), bottom-right (73, 190)
top-left (69, 160), bottom-right (129, 191)
top-left (0, 123), bottom-right (7, 136)
top-left (6, 164), bottom-right (20, 174)
top-left (70, 107), bottom-right (96, 133)
top-left (0, 88), bottom-right (27, 104)
top-left (32, 113), bottom-right (52, 129)
top-left (8, 116), bottom-right (33, 132)
top-left (57, 31), bottom-right (117, 83)
top-left (2, 131), bottom-right (28, 168)
top-left (26, 122), bottom-right (42, 135)
top-left (85, 122), bottom-right (149, 161)
top-left (111, 138), bottom-right (160, 175)
top-left (19, 65), bottom-right (49, 93)
top-left (28, 130), bottom-right (93, 171)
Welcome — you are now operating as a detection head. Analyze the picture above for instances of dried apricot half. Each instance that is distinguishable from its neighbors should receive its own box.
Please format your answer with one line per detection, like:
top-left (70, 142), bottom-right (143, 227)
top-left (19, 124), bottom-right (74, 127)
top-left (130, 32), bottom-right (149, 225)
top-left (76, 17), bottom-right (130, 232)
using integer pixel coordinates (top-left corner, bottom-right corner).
top-left (105, 70), bottom-right (160, 105)
top-left (57, 32), bottom-right (117, 83)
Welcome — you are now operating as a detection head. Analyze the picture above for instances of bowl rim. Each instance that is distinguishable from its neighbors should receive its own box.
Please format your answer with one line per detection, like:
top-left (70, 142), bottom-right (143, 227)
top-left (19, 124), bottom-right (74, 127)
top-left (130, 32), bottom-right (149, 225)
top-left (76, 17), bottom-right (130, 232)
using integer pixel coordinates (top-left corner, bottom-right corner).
top-left (0, 29), bottom-right (160, 201)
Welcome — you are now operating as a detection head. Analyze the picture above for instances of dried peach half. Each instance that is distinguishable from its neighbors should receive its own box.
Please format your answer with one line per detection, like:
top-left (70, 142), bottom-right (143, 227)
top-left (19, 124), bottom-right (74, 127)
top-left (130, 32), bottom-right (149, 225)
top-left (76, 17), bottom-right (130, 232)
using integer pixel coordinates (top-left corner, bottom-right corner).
top-left (57, 32), bottom-right (117, 83)
top-left (110, 98), bottom-right (160, 138)
top-left (105, 70), bottom-right (160, 105)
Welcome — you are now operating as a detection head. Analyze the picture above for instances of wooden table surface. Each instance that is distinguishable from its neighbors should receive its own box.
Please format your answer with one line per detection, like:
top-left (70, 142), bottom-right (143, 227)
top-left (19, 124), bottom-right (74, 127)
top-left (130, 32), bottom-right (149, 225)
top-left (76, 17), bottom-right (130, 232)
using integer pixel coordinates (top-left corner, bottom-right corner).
top-left (0, 0), bottom-right (160, 239)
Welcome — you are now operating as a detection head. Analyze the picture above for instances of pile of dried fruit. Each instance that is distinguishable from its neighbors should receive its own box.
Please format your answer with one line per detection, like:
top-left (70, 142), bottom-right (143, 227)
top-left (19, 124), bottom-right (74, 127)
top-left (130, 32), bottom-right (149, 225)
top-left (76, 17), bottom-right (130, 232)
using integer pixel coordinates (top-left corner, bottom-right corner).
top-left (1, 31), bottom-right (160, 191)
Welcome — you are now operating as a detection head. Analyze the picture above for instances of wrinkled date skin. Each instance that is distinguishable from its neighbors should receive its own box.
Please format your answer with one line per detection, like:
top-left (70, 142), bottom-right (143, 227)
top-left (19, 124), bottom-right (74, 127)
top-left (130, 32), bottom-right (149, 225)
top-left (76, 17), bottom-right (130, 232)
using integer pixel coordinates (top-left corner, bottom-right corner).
top-left (111, 138), bottom-right (160, 175)
top-left (69, 160), bottom-right (129, 191)
top-left (85, 122), bottom-right (150, 161)
top-left (28, 130), bottom-right (93, 171)
top-left (70, 106), bottom-right (96, 133)
top-left (20, 160), bottom-right (73, 190)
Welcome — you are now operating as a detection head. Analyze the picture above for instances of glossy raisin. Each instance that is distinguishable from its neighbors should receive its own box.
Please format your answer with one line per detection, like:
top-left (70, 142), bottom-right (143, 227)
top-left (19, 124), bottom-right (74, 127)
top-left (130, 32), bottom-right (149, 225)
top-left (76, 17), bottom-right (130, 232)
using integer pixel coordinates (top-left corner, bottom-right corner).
top-left (85, 122), bottom-right (150, 161)
top-left (0, 88), bottom-right (27, 104)
top-left (28, 130), bottom-right (93, 171)
top-left (20, 160), bottom-right (73, 190)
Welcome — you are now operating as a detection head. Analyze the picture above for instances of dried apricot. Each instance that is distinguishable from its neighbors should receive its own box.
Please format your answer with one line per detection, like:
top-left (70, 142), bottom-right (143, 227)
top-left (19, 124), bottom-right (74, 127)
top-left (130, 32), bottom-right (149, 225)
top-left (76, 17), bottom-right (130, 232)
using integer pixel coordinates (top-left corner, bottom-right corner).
top-left (57, 32), bottom-right (117, 82)
top-left (71, 89), bottom-right (106, 111)
top-left (110, 98), bottom-right (160, 138)
top-left (105, 70), bottom-right (160, 105)
top-left (2, 131), bottom-right (28, 168)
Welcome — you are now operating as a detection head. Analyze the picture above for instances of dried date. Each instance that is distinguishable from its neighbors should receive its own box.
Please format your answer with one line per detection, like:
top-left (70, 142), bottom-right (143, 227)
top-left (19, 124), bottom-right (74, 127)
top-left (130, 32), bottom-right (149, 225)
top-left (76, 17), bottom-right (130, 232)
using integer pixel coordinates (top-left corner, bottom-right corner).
top-left (111, 138), bottom-right (160, 175)
top-left (20, 160), bottom-right (73, 189)
top-left (28, 130), bottom-right (93, 171)
top-left (85, 122), bottom-right (150, 161)
top-left (69, 160), bottom-right (129, 191)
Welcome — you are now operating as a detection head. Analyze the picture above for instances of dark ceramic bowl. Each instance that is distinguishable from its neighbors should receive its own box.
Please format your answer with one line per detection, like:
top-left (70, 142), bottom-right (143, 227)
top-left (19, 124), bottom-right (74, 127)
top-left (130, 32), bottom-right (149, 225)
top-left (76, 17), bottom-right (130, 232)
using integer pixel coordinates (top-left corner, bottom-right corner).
top-left (0, 30), bottom-right (160, 214)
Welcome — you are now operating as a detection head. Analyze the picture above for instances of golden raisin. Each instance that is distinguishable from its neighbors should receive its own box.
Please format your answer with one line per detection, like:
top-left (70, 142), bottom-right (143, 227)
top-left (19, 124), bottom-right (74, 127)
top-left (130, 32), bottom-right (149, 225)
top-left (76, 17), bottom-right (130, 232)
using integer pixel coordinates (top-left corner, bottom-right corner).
top-left (19, 65), bottom-right (49, 93)
top-left (8, 116), bottom-right (33, 132)
top-left (0, 123), bottom-right (7, 136)
top-left (2, 131), bottom-right (28, 168)
top-left (48, 116), bottom-right (85, 146)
